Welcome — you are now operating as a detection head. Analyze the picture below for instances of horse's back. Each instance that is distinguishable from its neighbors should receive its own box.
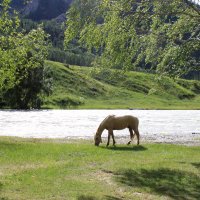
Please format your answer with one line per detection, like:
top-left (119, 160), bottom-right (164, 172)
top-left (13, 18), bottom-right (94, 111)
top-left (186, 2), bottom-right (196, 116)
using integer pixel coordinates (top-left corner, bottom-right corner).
top-left (105, 115), bottom-right (139, 130)
top-left (115, 115), bottom-right (138, 122)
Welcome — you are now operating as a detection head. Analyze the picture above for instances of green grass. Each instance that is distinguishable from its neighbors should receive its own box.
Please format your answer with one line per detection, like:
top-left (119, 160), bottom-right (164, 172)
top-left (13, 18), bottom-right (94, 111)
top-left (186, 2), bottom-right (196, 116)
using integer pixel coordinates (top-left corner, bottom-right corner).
top-left (43, 61), bottom-right (200, 109)
top-left (0, 137), bottom-right (200, 200)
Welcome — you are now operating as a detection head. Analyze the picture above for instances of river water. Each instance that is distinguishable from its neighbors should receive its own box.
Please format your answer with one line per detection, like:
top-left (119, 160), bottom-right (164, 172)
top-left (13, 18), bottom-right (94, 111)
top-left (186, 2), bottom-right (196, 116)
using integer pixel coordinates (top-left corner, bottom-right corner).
top-left (0, 110), bottom-right (200, 144)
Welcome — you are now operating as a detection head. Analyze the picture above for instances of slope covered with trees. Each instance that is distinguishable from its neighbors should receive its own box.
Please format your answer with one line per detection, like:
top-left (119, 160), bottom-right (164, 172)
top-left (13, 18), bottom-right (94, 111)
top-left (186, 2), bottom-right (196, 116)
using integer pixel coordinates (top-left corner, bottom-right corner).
top-left (13, 0), bottom-right (94, 67)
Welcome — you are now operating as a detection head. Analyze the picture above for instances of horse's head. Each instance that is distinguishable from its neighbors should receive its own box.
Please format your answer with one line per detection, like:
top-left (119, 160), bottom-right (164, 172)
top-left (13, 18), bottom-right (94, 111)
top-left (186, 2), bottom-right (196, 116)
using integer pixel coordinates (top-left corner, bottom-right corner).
top-left (94, 132), bottom-right (102, 146)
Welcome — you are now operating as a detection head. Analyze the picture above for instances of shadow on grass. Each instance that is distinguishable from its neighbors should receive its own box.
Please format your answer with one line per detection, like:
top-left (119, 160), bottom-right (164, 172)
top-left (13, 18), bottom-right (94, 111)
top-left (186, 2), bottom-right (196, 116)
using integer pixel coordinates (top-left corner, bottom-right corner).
top-left (105, 195), bottom-right (123, 200)
top-left (77, 195), bottom-right (98, 200)
top-left (0, 183), bottom-right (3, 191)
top-left (191, 162), bottom-right (200, 169)
top-left (100, 145), bottom-right (147, 152)
top-left (77, 195), bottom-right (123, 200)
top-left (0, 182), bottom-right (8, 200)
top-left (115, 168), bottom-right (200, 200)
top-left (0, 141), bottom-right (23, 151)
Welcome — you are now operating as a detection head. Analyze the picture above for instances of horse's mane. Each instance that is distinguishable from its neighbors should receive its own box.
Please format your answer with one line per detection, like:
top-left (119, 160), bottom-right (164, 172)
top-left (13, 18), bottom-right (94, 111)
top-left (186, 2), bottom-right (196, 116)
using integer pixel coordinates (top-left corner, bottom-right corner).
top-left (100, 115), bottom-right (115, 126)
top-left (97, 115), bottom-right (115, 133)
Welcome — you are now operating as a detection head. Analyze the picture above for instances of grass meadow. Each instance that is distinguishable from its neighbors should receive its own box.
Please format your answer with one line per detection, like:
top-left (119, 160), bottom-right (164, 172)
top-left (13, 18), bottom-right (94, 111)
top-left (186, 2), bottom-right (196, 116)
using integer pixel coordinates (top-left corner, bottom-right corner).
top-left (0, 137), bottom-right (200, 200)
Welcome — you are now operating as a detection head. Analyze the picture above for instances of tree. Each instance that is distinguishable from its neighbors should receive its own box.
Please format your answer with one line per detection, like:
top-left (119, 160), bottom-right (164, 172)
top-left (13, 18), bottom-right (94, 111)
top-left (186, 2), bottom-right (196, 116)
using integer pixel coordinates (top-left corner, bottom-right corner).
top-left (0, 0), bottom-right (50, 109)
top-left (142, 0), bottom-right (200, 77)
top-left (65, 0), bottom-right (200, 77)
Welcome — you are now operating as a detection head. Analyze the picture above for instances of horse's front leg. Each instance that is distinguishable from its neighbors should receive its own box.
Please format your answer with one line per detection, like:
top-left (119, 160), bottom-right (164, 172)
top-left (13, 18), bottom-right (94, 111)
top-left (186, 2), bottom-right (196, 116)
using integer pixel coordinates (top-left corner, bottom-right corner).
top-left (109, 130), bottom-right (116, 146)
top-left (106, 131), bottom-right (111, 146)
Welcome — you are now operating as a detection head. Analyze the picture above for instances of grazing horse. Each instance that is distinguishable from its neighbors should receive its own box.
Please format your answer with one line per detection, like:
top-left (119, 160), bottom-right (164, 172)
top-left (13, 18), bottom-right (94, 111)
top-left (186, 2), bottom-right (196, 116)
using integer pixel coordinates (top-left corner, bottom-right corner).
top-left (94, 115), bottom-right (140, 146)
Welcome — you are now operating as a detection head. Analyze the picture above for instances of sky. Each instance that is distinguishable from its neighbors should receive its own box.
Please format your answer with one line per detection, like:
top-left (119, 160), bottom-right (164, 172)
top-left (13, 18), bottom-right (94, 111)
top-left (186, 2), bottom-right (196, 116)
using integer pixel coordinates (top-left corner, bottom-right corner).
top-left (190, 0), bottom-right (200, 5)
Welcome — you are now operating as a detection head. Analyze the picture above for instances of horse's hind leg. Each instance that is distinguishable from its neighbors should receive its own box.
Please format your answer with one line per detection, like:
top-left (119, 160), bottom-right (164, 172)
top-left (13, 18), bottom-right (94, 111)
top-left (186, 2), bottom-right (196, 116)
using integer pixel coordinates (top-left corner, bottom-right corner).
top-left (111, 133), bottom-right (116, 146)
top-left (134, 129), bottom-right (140, 145)
top-left (127, 127), bottom-right (135, 145)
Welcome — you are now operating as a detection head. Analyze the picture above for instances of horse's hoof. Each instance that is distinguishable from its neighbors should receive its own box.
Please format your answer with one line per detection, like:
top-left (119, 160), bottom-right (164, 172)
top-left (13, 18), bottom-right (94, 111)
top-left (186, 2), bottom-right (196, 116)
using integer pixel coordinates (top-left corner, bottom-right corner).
top-left (127, 141), bottom-right (131, 145)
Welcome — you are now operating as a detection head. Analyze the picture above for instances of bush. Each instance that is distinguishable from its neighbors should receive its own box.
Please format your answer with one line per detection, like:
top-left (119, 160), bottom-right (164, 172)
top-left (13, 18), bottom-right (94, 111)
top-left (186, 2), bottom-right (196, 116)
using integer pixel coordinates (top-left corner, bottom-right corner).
top-left (52, 95), bottom-right (85, 108)
top-left (48, 48), bottom-right (94, 66)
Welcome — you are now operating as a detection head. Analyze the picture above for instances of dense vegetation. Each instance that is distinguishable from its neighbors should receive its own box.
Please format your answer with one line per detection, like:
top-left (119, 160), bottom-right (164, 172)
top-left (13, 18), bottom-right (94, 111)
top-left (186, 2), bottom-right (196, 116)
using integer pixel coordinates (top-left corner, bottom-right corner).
top-left (0, 0), bottom-right (51, 109)
top-left (19, 10), bottom-right (94, 67)
top-left (0, 137), bottom-right (200, 200)
top-left (65, 0), bottom-right (200, 78)
top-left (43, 61), bottom-right (200, 109)
top-left (1, 2), bottom-right (200, 199)
top-left (0, 0), bottom-right (200, 109)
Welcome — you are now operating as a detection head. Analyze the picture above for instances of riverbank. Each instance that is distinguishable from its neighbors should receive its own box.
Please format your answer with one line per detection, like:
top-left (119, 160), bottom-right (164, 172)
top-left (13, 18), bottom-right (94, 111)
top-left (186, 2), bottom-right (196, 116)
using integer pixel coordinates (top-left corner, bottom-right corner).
top-left (1, 134), bottom-right (200, 146)
top-left (0, 137), bottom-right (200, 200)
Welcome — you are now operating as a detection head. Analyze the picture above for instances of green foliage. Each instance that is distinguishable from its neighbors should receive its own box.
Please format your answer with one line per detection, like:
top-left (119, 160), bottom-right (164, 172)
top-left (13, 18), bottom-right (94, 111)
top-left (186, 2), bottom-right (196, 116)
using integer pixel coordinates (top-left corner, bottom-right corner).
top-left (19, 17), bottom-right (95, 66)
top-left (65, 0), bottom-right (200, 77)
top-left (48, 47), bottom-right (94, 66)
top-left (65, 0), bottom-right (100, 47)
top-left (0, 0), bottom-right (50, 109)
top-left (144, 1), bottom-right (200, 77)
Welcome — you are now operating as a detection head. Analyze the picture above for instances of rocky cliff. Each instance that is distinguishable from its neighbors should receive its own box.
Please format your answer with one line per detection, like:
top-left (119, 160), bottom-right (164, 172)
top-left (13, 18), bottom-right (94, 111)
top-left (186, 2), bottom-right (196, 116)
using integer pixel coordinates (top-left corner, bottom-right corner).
top-left (11, 0), bottom-right (73, 21)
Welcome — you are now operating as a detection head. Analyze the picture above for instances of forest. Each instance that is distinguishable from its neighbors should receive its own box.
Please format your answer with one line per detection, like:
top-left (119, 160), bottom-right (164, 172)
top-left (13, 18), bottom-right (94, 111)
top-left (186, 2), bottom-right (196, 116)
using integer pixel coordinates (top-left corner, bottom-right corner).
top-left (0, 0), bottom-right (200, 109)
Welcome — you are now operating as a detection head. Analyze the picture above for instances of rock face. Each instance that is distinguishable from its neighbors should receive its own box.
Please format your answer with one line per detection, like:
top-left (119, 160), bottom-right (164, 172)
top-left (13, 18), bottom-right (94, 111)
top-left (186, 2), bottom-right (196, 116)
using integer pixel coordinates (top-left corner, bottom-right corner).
top-left (11, 0), bottom-right (73, 21)
top-left (22, 0), bottom-right (40, 16)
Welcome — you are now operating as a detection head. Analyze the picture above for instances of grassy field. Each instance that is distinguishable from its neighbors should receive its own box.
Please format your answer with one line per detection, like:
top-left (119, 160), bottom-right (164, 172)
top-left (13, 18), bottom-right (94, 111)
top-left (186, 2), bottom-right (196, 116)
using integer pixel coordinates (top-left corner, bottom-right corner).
top-left (0, 137), bottom-right (200, 200)
top-left (43, 61), bottom-right (200, 110)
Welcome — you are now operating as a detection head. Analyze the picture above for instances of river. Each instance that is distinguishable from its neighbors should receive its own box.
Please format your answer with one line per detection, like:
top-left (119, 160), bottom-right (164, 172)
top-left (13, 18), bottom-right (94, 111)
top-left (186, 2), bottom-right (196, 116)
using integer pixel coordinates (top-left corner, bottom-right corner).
top-left (0, 110), bottom-right (200, 145)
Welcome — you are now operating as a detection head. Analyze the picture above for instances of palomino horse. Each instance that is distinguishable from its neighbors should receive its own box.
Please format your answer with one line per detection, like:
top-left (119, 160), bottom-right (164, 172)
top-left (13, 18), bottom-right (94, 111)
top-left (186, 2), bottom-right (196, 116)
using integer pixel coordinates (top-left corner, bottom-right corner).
top-left (94, 115), bottom-right (140, 146)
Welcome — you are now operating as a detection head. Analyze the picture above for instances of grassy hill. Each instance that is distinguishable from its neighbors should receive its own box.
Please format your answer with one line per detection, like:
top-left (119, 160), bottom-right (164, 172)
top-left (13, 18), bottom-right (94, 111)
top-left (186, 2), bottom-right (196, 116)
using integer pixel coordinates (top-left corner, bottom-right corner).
top-left (43, 61), bottom-right (200, 109)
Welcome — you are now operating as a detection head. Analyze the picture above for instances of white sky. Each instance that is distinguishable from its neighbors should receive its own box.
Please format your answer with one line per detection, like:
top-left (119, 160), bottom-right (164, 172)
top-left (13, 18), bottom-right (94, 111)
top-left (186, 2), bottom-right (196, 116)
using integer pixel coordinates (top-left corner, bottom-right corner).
top-left (190, 0), bottom-right (200, 5)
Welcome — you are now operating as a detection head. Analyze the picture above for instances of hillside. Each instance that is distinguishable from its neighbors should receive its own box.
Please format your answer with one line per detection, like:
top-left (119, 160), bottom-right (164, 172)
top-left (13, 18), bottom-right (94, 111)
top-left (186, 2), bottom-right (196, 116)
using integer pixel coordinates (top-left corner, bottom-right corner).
top-left (43, 61), bottom-right (200, 109)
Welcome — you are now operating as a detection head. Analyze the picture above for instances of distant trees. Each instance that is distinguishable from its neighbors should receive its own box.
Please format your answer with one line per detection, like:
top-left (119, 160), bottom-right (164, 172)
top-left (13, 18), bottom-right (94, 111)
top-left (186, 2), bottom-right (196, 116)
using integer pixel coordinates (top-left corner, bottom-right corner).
top-left (65, 0), bottom-right (200, 78)
top-left (0, 0), bottom-right (51, 109)
top-left (19, 16), bottom-right (94, 66)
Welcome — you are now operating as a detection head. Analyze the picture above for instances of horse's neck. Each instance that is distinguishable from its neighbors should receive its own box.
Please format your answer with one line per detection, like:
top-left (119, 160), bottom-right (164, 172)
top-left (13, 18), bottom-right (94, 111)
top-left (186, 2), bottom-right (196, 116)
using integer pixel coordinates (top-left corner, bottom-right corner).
top-left (97, 124), bottom-right (105, 136)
